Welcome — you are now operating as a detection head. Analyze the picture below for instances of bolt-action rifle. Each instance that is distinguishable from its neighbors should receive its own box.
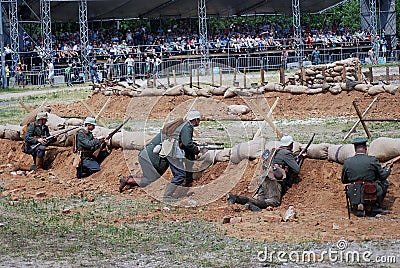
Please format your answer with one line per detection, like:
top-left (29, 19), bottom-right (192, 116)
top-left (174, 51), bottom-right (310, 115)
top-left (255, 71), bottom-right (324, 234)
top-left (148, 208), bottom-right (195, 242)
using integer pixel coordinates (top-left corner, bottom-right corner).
top-left (31, 126), bottom-right (80, 150)
top-left (383, 155), bottom-right (400, 168)
top-left (198, 142), bottom-right (225, 151)
top-left (295, 133), bottom-right (315, 168)
top-left (253, 148), bottom-right (277, 198)
top-left (93, 117), bottom-right (131, 158)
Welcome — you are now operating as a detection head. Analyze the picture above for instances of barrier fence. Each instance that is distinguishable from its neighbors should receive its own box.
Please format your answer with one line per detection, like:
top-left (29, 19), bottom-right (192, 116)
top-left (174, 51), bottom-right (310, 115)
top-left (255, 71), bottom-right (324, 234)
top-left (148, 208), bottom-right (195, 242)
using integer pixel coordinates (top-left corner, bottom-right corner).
top-left (3, 48), bottom-right (400, 87)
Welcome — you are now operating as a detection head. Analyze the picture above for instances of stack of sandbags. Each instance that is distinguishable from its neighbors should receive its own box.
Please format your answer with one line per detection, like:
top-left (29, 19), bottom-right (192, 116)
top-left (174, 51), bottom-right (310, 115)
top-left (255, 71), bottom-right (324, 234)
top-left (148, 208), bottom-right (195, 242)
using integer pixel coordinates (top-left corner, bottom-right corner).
top-left (66, 118), bottom-right (84, 126)
top-left (327, 144), bottom-right (355, 164)
top-left (2, 124), bottom-right (22, 140)
top-left (46, 113), bottom-right (66, 131)
top-left (227, 105), bottom-right (250, 115)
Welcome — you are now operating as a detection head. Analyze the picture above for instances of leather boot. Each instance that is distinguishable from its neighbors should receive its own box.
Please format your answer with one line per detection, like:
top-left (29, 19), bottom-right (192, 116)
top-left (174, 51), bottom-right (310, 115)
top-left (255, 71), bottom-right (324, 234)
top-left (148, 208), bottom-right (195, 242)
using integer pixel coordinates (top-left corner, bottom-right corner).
top-left (163, 183), bottom-right (178, 203)
top-left (36, 157), bottom-right (44, 171)
top-left (119, 175), bottom-right (140, 193)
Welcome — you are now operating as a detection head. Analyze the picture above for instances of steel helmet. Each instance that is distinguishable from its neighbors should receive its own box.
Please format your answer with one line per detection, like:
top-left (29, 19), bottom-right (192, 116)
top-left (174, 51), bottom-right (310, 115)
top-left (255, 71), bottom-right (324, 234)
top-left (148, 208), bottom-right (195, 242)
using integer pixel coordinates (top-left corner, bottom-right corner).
top-left (280, 134), bottom-right (294, 147)
top-left (84, 116), bottom-right (97, 126)
top-left (186, 110), bottom-right (201, 121)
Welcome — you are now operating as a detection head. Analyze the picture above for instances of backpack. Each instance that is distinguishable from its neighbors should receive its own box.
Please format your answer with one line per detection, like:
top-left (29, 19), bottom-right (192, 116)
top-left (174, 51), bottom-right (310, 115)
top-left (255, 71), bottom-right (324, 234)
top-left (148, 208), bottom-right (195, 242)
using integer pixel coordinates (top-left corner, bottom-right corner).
top-left (159, 118), bottom-right (185, 158)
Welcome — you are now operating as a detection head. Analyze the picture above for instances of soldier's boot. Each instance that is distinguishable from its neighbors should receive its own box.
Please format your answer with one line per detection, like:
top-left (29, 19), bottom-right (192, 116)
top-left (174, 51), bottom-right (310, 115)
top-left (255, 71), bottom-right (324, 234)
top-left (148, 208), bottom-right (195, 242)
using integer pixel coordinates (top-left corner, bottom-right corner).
top-left (227, 194), bottom-right (250, 205)
top-left (244, 202), bottom-right (262, 212)
top-left (35, 158), bottom-right (44, 171)
top-left (163, 183), bottom-right (178, 203)
top-left (119, 175), bottom-right (140, 193)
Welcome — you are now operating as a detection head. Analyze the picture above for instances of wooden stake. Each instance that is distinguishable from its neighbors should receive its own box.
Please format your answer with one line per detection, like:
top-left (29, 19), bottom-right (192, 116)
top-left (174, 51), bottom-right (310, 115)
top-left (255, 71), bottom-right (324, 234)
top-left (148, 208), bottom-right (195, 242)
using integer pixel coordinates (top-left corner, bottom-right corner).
top-left (343, 97), bottom-right (377, 141)
top-left (189, 68), bottom-right (193, 88)
top-left (353, 100), bottom-right (371, 139)
top-left (219, 69), bottom-right (223, 87)
top-left (249, 100), bottom-right (283, 139)
top-left (211, 68), bottom-right (214, 87)
top-left (244, 68), bottom-right (247, 89)
top-left (173, 70), bottom-right (176, 85)
top-left (301, 66), bottom-right (305, 86)
top-left (19, 101), bottom-right (33, 112)
top-left (386, 66), bottom-right (390, 82)
top-left (253, 97), bottom-right (280, 139)
top-left (261, 67), bottom-right (265, 84)
top-left (81, 100), bottom-right (108, 128)
top-left (357, 63), bottom-right (361, 81)
top-left (279, 67), bottom-right (285, 84)
top-left (369, 66), bottom-right (373, 83)
top-left (342, 65), bottom-right (347, 82)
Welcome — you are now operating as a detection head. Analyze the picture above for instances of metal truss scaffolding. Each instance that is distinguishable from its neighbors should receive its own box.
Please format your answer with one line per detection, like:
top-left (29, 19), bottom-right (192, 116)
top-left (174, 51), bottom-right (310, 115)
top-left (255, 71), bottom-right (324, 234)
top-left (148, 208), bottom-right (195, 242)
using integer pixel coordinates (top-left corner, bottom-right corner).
top-left (40, 0), bottom-right (52, 60)
top-left (369, 0), bottom-right (379, 53)
top-left (79, 0), bottom-right (89, 78)
top-left (292, 0), bottom-right (303, 66)
top-left (9, 0), bottom-right (19, 70)
top-left (198, 0), bottom-right (210, 71)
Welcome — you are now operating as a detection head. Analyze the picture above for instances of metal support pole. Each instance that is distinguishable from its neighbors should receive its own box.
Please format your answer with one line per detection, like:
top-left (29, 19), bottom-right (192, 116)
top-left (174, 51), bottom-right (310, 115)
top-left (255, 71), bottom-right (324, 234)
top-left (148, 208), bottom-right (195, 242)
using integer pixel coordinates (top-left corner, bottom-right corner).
top-left (0, 2), bottom-right (6, 89)
top-left (292, 0), bottom-right (303, 67)
top-left (198, 0), bottom-right (209, 72)
top-left (79, 0), bottom-right (89, 80)
top-left (9, 0), bottom-right (19, 71)
top-left (40, 0), bottom-right (52, 60)
top-left (369, 0), bottom-right (379, 54)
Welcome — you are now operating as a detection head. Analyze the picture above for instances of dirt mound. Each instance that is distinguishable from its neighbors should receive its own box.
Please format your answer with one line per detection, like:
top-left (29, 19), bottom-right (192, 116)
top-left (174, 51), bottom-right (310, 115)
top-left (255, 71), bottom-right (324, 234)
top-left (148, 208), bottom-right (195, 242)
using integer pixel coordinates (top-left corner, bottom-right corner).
top-left (2, 91), bottom-right (400, 242)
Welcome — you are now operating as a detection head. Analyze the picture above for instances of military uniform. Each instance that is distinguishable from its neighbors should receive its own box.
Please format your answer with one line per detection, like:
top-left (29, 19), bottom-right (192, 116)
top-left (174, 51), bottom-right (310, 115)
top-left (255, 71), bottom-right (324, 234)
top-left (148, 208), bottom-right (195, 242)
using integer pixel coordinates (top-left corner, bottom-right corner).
top-left (137, 132), bottom-right (169, 186)
top-left (342, 152), bottom-right (390, 206)
top-left (24, 113), bottom-right (55, 170)
top-left (76, 128), bottom-right (109, 178)
top-left (227, 146), bottom-right (301, 211)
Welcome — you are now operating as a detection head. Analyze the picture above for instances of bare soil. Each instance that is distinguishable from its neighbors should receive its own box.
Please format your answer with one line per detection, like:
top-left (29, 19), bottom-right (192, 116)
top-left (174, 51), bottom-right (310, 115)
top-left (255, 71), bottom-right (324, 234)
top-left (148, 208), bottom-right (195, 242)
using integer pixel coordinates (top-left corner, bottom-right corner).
top-left (2, 90), bottom-right (400, 243)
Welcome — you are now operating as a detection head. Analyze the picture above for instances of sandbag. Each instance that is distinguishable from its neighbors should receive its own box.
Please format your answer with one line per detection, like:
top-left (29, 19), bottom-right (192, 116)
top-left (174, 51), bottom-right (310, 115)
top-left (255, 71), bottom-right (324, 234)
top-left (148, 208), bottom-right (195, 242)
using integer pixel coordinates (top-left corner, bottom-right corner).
top-left (327, 144), bottom-right (354, 164)
top-left (47, 113), bottom-right (66, 131)
top-left (305, 87), bottom-right (323, 95)
top-left (368, 85), bottom-right (385, 96)
top-left (51, 127), bottom-right (80, 147)
top-left (286, 85), bottom-right (308, 94)
top-left (230, 137), bottom-right (266, 164)
top-left (182, 86), bottom-right (197, 96)
top-left (304, 143), bottom-right (331, 160)
top-left (139, 88), bottom-right (165, 96)
top-left (164, 85), bottom-right (184, 96)
top-left (383, 85), bottom-right (398, 95)
top-left (223, 88), bottom-right (237, 98)
top-left (4, 124), bottom-right (22, 141)
top-left (210, 86), bottom-right (228, 96)
top-left (66, 118), bottom-right (84, 126)
top-left (368, 137), bottom-right (400, 162)
top-left (20, 106), bottom-right (51, 126)
top-left (227, 105), bottom-right (250, 115)
top-left (264, 141), bottom-right (301, 153)
top-left (111, 131), bottom-right (153, 150)
top-left (196, 87), bottom-right (212, 97)
top-left (354, 84), bottom-right (370, 92)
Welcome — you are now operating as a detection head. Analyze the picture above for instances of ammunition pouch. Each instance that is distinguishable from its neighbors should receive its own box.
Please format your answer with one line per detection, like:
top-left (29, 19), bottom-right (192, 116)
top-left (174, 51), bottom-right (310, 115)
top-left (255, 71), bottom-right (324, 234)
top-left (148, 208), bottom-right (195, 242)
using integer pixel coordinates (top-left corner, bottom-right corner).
top-left (346, 181), bottom-right (377, 206)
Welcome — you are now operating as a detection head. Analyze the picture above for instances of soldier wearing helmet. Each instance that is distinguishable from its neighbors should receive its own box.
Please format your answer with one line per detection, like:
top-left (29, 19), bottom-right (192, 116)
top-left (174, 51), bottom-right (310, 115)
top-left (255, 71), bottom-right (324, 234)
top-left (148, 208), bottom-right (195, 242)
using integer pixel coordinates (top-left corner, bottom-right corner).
top-left (75, 116), bottom-right (110, 178)
top-left (24, 112), bottom-right (58, 171)
top-left (227, 134), bottom-right (302, 212)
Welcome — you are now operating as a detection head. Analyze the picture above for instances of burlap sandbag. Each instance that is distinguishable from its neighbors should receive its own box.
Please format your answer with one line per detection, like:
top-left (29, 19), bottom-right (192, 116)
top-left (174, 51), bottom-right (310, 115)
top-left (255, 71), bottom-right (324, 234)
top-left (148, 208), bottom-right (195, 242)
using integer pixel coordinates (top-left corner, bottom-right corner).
top-left (164, 85), bottom-right (184, 96)
top-left (368, 137), bottom-right (400, 162)
top-left (383, 85), bottom-right (399, 95)
top-left (92, 126), bottom-right (112, 138)
top-left (47, 113), bottom-right (66, 131)
top-left (227, 105), bottom-right (250, 115)
top-left (139, 88), bottom-right (165, 96)
top-left (111, 131), bottom-right (153, 150)
top-left (66, 118), bottom-right (83, 126)
top-left (210, 86), bottom-right (228, 96)
top-left (354, 84), bottom-right (371, 92)
top-left (368, 85), bottom-right (385, 96)
top-left (223, 88), bottom-right (237, 98)
top-left (264, 82), bottom-right (278, 92)
top-left (196, 87), bottom-right (212, 97)
top-left (0, 125), bottom-right (5, 138)
top-left (327, 144), bottom-right (354, 164)
top-left (248, 87), bottom-right (264, 95)
top-left (304, 143), bottom-right (331, 160)
top-left (103, 90), bottom-right (113, 96)
top-left (328, 84), bottom-right (342, 94)
top-left (230, 137), bottom-right (266, 164)
top-left (264, 140), bottom-right (301, 153)
top-left (20, 106), bottom-right (51, 126)
top-left (4, 124), bottom-right (22, 141)
top-left (305, 87), bottom-right (323, 95)
top-left (182, 85), bottom-right (197, 96)
top-left (286, 85), bottom-right (308, 94)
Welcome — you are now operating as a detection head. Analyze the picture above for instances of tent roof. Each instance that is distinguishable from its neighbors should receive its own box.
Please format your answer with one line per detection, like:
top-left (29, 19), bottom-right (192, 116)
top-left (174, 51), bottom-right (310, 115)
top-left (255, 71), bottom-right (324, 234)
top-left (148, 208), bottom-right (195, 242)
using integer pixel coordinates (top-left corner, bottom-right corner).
top-left (24, 0), bottom-right (345, 21)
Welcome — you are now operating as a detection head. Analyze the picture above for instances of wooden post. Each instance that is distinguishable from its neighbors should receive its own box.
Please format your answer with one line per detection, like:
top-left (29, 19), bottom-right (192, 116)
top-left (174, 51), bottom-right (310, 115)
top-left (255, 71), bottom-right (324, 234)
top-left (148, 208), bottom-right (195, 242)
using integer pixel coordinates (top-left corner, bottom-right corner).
top-left (167, 71), bottom-right (170, 86)
top-left (189, 68), bottom-right (192, 88)
top-left (153, 74), bottom-right (156, 88)
top-left (19, 101), bottom-right (33, 112)
top-left (386, 66), bottom-right (390, 82)
top-left (357, 63), bottom-right (361, 81)
top-left (244, 68), bottom-right (247, 88)
top-left (233, 68), bottom-right (237, 82)
top-left (353, 100), bottom-right (371, 139)
top-left (250, 100), bottom-right (283, 139)
top-left (173, 70), bottom-right (177, 85)
top-left (211, 68), bottom-right (214, 86)
top-left (219, 69), bottom-right (223, 87)
top-left (197, 68), bottom-right (200, 88)
top-left (133, 71), bottom-right (135, 84)
top-left (261, 67), bottom-right (265, 84)
top-left (369, 66), bottom-right (373, 83)
top-left (279, 67), bottom-right (285, 84)
top-left (300, 66), bottom-right (305, 86)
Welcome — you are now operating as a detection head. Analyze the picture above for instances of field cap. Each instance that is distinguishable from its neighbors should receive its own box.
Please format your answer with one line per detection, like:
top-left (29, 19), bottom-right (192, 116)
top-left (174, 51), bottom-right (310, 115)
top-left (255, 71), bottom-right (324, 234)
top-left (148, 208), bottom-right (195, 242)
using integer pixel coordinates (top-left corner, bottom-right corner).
top-left (84, 116), bottom-right (97, 126)
top-left (351, 137), bottom-right (368, 146)
top-left (280, 134), bottom-right (294, 147)
top-left (186, 110), bottom-right (201, 121)
top-left (36, 112), bottom-right (48, 120)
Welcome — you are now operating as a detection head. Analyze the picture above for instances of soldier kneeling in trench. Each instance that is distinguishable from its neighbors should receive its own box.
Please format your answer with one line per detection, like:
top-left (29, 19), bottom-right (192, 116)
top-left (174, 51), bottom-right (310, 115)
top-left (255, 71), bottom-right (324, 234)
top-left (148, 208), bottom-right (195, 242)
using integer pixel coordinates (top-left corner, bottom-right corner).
top-left (227, 134), bottom-right (302, 212)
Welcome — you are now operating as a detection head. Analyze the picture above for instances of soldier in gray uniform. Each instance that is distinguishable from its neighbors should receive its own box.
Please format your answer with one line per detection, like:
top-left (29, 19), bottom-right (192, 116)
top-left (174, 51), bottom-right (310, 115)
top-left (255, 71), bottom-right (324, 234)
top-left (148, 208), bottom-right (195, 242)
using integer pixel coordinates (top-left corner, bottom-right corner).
top-left (24, 112), bottom-right (58, 171)
top-left (227, 134), bottom-right (301, 212)
top-left (75, 117), bottom-right (110, 178)
top-left (341, 137), bottom-right (391, 215)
